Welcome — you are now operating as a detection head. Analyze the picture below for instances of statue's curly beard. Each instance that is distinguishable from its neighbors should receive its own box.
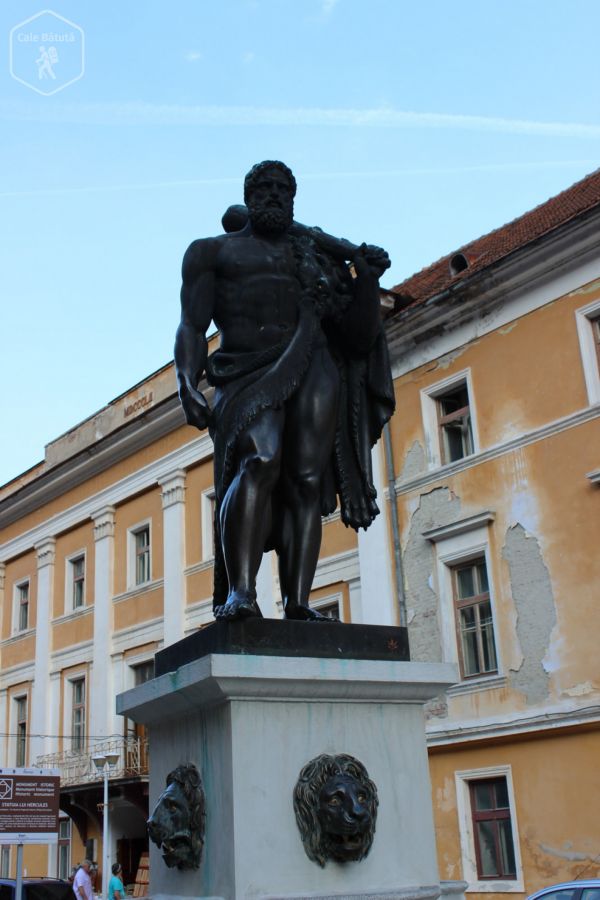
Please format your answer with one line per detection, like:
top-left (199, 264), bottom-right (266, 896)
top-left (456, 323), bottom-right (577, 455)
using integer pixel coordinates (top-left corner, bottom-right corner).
top-left (248, 200), bottom-right (293, 235)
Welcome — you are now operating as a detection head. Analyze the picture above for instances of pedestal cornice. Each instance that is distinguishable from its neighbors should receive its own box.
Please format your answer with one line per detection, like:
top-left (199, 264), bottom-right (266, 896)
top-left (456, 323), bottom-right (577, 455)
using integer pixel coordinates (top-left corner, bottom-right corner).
top-left (118, 653), bottom-right (457, 724)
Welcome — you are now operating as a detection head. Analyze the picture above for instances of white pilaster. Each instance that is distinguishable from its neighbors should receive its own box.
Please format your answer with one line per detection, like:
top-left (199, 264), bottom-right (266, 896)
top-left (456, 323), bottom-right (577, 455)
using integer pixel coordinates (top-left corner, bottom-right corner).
top-left (47, 671), bottom-right (61, 758)
top-left (111, 652), bottom-right (125, 738)
top-left (47, 844), bottom-right (57, 878)
top-left (91, 506), bottom-right (116, 741)
top-left (358, 444), bottom-right (396, 625)
top-left (348, 576), bottom-right (363, 623)
top-left (31, 538), bottom-right (55, 760)
top-left (159, 470), bottom-right (186, 647)
top-left (0, 565), bottom-right (8, 765)
top-left (0, 689), bottom-right (7, 767)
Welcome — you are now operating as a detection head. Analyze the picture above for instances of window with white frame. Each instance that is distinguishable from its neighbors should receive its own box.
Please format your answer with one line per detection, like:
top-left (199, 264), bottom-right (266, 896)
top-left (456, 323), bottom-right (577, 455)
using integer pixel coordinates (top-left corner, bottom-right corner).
top-left (0, 846), bottom-right (10, 878)
top-left (455, 766), bottom-right (523, 891)
top-left (452, 558), bottom-right (497, 679)
top-left (71, 678), bottom-right (86, 752)
top-left (126, 660), bottom-right (154, 772)
top-left (201, 488), bottom-right (216, 561)
top-left (425, 516), bottom-right (500, 683)
top-left (437, 383), bottom-right (474, 463)
top-left (420, 371), bottom-right (478, 468)
top-left (310, 594), bottom-right (342, 621)
top-left (576, 298), bottom-right (600, 405)
top-left (128, 523), bottom-right (152, 588)
top-left (592, 315), bottom-right (600, 368)
top-left (470, 777), bottom-right (516, 879)
top-left (14, 580), bottom-right (30, 633)
top-left (132, 660), bottom-right (155, 685)
top-left (66, 553), bottom-right (86, 610)
top-left (135, 527), bottom-right (151, 585)
top-left (57, 818), bottom-right (71, 880)
top-left (15, 696), bottom-right (27, 767)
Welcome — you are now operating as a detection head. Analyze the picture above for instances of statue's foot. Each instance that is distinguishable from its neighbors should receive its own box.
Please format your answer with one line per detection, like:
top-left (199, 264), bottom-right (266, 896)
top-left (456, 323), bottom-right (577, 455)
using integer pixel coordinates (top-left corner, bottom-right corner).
top-left (215, 591), bottom-right (262, 621)
top-left (284, 603), bottom-right (337, 623)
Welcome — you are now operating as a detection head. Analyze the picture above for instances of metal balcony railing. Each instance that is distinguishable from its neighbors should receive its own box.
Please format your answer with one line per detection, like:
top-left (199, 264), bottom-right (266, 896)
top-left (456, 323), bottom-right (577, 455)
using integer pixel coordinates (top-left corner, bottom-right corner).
top-left (35, 736), bottom-right (149, 786)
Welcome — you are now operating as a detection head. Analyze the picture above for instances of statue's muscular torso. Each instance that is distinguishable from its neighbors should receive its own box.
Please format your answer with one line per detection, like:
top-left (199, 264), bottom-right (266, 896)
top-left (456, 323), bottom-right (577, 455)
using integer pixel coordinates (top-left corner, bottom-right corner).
top-left (211, 231), bottom-right (301, 354)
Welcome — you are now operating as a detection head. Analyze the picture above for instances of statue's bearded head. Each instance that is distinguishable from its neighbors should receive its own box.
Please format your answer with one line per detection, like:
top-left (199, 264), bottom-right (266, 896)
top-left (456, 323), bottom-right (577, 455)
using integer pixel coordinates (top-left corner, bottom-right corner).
top-left (244, 160), bottom-right (296, 235)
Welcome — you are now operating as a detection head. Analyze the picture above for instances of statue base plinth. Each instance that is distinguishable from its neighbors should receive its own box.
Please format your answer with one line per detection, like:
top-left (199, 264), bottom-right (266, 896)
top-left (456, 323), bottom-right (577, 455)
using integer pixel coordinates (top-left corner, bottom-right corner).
top-left (117, 621), bottom-right (457, 900)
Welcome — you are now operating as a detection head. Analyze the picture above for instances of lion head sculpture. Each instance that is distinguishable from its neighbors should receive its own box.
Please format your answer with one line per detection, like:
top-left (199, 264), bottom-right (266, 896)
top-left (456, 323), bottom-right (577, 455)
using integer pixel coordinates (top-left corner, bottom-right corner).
top-left (147, 763), bottom-right (206, 870)
top-left (293, 753), bottom-right (378, 867)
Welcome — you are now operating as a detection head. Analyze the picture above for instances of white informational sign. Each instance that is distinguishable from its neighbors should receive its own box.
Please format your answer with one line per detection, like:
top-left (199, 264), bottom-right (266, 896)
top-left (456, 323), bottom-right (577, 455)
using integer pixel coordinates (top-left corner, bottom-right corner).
top-left (0, 768), bottom-right (60, 844)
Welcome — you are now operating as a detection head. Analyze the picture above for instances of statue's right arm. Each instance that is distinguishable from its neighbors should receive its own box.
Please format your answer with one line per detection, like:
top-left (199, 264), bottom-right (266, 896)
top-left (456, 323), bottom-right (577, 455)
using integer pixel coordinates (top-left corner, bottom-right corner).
top-left (174, 238), bottom-right (219, 431)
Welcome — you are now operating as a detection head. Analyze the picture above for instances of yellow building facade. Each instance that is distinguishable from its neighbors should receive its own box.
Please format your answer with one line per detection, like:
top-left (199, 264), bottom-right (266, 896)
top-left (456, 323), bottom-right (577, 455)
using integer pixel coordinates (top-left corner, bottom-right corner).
top-left (387, 170), bottom-right (600, 898)
top-left (0, 170), bottom-right (598, 894)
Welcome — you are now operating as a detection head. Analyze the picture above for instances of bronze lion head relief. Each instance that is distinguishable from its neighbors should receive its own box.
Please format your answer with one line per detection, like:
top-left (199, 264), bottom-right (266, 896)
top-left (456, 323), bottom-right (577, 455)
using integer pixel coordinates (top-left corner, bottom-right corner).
top-left (293, 753), bottom-right (378, 867)
top-left (147, 763), bottom-right (206, 870)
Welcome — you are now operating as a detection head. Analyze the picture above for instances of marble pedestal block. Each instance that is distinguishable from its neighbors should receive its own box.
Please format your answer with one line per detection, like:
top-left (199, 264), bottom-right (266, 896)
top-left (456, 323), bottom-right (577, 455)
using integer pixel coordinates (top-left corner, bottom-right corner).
top-left (117, 639), bottom-right (456, 900)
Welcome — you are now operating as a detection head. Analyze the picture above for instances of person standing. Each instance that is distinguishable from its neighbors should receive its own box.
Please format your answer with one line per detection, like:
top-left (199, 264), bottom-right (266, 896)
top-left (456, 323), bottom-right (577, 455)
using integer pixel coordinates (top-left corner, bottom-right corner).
top-left (108, 862), bottom-right (124, 900)
top-left (72, 860), bottom-right (93, 900)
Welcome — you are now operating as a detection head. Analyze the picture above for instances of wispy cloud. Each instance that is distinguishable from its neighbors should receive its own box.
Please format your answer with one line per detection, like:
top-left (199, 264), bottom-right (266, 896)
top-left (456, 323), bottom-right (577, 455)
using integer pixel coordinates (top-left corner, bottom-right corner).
top-left (320, 0), bottom-right (339, 18)
top-left (0, 161), bottom-right (596, 199)
top-left (184, 51), bottom-right (202, 63)
top-left (1, 99), bottom-right (600, 138)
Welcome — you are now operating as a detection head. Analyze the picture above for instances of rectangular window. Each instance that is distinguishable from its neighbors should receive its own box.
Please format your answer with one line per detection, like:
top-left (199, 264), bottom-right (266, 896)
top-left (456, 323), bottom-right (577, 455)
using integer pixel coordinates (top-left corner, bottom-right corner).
top-left (72, 678), bottom-right (86, 752)
top-left (470, 777), bottom-right (517, 880)
top-left (201, 489), bottom-right (216, 561)
top-left (15, 697), bottom-right (27, 767)
top-left (575, 300), bottom-right (600, 405)
top-left (310, 599), bottom-right (340, 620)
top-left (592, 315), bottom-right (600, 370)
top-left (420, 370), bottom-right (478, 470)
top-left (133, 660), bottom-right (155, 686)
top-left (71, 556), bottom-right (85, 609)
top-left (135, 527), bottom-right (151, 585)
top-left (453, 559), bottom-right (497, 678)
top-left (126, 661), bottom-right (154, 773)
top-left (437, 383), bottom-right (474, 464)
top-left (0, 846), bottom-right (10, 878)
top-left (57, 819), bottom-right (71, 880)
top-left (17, 582), bottom-right (29, 632)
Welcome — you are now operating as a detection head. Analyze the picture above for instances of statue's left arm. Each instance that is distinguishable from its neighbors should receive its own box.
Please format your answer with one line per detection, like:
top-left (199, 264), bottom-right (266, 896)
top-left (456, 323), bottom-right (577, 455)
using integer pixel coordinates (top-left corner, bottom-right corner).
top-left (339, 244), bottom-right (390, 355)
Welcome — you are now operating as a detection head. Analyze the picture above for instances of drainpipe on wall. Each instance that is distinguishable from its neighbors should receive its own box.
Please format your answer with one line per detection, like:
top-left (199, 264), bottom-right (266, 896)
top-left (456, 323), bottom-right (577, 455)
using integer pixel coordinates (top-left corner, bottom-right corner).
top-left (382, 421), bottom-right (407, 628)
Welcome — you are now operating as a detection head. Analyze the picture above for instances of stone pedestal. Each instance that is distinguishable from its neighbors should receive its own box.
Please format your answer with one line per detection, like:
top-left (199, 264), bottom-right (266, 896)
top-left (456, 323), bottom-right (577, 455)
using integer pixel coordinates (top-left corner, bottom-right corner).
top-left (117, 622), bottom-right (456, 900)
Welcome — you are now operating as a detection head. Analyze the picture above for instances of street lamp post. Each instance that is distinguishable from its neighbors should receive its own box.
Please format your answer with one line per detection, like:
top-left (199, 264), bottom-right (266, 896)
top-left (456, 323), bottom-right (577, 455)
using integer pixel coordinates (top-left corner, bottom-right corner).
top-left (93, 752), bottom-right (120, 900)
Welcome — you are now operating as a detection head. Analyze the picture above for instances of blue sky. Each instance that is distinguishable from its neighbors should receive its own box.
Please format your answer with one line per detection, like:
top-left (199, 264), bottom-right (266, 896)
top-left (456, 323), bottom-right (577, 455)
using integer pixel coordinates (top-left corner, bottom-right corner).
top-left (1, 0), bottom-right (599, 485)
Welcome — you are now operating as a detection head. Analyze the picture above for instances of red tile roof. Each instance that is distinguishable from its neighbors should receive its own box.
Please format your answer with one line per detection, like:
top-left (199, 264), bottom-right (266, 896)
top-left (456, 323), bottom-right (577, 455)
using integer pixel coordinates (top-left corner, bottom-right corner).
top-left (390, 167), bottom-right (600, 306)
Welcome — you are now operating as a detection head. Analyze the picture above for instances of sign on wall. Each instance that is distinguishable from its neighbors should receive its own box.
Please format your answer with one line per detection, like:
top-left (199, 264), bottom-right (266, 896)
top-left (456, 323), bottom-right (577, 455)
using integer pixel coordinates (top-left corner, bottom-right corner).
top-left (0, 768), bottom-right (60, 843)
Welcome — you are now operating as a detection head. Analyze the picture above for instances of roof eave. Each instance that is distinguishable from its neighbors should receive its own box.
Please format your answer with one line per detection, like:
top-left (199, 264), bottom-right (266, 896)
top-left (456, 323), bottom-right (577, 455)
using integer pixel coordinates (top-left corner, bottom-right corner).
top-left (385, 203), bottom-right (600, 354)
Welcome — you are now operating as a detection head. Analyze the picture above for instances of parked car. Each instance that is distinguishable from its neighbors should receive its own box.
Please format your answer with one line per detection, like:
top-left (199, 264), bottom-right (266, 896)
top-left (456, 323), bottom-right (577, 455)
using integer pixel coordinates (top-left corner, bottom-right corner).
top-left (0, 878), bottom-right (73, 900)
top-left (528, 880), bottom-right (600, 900)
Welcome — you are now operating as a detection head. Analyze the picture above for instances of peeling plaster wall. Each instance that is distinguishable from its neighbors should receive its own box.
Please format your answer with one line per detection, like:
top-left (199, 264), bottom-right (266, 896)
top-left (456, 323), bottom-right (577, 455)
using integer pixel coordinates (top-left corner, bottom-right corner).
top-left (401, 440), bottom-right (427, 482)
top-left (502, 523), bottom-right (557, 705)
top-left (405, 487), bottom-right (462, 663)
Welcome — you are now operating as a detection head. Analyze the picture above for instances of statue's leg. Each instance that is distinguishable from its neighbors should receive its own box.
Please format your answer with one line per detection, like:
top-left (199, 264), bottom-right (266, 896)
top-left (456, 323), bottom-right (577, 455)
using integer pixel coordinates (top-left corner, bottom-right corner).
top-left (216, 408), bottom-right (284, 620)
top-left (279, 347), bottom-right (340, 621)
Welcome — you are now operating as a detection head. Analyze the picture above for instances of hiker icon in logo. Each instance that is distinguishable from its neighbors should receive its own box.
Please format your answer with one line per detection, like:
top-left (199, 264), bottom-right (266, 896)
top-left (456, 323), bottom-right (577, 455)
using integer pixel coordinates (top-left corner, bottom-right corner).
top-left (36, 46), bottom-right (58, 81)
